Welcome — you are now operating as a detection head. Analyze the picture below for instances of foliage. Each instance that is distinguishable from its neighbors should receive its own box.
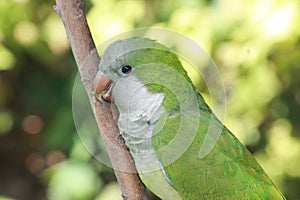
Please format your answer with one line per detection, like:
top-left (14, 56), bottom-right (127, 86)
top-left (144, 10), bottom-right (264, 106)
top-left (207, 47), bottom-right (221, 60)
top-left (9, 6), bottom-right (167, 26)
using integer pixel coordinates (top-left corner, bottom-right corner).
top-left (0, 0), bottom-right (299, 199)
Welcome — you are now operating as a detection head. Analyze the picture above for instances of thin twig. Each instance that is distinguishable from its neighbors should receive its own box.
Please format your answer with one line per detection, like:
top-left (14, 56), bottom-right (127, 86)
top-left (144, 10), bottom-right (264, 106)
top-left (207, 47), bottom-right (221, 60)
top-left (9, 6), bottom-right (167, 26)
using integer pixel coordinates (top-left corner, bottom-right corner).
top-left (54, 0), bottom-right (148, 199)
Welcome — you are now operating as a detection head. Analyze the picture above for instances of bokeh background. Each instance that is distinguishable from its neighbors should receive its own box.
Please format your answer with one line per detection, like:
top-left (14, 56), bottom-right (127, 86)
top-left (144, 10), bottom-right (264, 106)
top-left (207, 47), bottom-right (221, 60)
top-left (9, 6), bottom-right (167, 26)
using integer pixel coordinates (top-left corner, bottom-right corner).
top-left (0, 0), bottom-right (299, 199)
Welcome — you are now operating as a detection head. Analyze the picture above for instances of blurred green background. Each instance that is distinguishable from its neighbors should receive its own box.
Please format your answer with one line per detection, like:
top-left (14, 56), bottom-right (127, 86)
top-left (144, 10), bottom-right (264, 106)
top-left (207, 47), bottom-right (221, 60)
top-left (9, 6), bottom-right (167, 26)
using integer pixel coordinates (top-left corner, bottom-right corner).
top-left (0, 0), bottom-right (299, 199)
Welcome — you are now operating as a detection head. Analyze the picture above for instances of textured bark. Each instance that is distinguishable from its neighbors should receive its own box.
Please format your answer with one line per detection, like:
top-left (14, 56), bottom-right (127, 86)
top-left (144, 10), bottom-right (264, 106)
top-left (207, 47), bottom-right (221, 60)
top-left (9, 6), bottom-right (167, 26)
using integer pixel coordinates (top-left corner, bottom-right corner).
top-left (54, 0), bottom-right (148, 199)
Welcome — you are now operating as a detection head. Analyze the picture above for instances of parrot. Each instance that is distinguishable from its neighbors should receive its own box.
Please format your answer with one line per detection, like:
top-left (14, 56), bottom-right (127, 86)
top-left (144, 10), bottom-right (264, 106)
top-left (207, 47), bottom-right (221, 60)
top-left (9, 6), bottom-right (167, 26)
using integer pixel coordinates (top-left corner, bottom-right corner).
top-left (94, 37), bottom-right (285, 200)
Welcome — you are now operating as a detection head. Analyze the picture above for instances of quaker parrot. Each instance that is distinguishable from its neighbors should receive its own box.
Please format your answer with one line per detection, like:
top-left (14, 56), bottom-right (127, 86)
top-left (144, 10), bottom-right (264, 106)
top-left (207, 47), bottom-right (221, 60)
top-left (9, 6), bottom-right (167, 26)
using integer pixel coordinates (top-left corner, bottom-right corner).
top-left (94, 37), bottom-right (285, 200)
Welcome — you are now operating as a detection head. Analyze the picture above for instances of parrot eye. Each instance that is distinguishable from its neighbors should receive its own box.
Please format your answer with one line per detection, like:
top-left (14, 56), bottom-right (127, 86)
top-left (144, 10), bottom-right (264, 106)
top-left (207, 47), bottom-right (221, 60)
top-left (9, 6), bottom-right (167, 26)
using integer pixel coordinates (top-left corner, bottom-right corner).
top-left (118, 64), bottom-right (133, 76)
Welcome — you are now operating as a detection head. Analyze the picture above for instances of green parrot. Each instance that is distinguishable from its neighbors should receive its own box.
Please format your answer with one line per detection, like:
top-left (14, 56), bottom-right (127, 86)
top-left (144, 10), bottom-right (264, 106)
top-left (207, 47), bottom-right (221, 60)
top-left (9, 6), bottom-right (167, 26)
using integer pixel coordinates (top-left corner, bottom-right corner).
top-left (94, 37), bottom-right (285, 200)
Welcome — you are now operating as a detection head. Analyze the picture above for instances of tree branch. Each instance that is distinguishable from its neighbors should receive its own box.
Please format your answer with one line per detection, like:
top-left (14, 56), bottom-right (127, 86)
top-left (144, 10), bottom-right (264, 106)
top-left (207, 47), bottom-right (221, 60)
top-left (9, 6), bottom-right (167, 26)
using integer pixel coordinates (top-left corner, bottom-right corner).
top-left (54, 0), bottom-right (148, 199)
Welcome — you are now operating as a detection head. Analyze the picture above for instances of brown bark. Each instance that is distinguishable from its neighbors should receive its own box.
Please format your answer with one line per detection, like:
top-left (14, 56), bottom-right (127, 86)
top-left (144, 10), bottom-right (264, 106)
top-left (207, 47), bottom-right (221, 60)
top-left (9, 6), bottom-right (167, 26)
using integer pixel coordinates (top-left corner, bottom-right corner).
top-left (54, 0), bottom-right (148, 199)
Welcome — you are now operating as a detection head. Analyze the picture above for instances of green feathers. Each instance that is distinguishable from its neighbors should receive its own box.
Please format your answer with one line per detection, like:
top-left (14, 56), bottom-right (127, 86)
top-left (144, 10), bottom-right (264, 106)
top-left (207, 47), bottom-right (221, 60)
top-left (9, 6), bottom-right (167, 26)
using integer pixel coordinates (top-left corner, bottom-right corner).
top-left (152, 111), bottom-right (284, 199)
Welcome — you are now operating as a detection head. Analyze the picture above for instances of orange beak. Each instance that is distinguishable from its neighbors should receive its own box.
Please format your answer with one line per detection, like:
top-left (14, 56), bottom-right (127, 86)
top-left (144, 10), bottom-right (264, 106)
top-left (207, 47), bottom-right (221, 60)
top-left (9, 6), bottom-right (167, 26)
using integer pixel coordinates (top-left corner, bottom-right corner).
top-left (94, 71), bottom-right (113, 102)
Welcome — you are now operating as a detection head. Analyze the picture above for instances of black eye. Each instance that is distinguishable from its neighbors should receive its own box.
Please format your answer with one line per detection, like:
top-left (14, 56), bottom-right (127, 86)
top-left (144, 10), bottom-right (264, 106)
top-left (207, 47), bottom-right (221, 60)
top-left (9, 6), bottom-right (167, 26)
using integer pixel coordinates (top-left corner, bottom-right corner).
top-left (120, 65), bottom-right (132, 74)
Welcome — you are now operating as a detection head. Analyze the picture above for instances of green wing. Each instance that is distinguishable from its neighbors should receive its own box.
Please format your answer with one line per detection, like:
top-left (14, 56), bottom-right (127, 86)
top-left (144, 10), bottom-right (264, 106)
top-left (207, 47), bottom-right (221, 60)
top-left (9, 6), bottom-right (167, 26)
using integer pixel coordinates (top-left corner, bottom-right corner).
top-left (152, 95), bottom-right (285, 200)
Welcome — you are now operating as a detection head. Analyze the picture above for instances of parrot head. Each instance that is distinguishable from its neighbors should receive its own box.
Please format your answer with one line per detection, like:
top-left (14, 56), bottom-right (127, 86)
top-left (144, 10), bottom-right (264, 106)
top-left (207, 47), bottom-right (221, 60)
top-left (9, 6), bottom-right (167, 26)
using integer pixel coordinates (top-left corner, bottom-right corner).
top-left (94, 37), bottom-right (194, 115)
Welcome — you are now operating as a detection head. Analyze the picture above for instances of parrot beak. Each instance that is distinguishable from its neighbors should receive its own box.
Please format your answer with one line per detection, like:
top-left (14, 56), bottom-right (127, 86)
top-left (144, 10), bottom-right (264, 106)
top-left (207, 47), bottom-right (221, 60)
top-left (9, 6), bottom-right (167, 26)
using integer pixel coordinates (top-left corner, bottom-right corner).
top-left (94, 71), bottom-right (113, 102)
